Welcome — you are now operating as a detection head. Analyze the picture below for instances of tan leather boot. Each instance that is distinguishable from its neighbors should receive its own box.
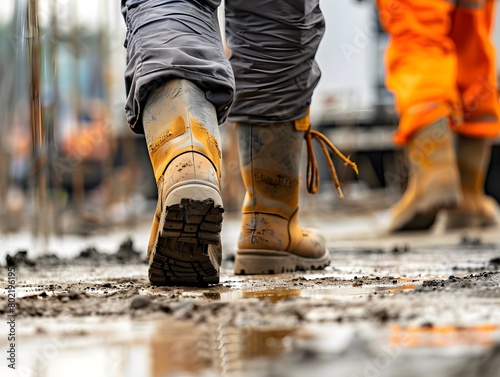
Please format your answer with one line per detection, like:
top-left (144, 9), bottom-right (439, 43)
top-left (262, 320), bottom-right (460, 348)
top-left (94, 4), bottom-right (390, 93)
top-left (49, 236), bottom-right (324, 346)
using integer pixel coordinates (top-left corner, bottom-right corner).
top-left (144, 80), bottom-right (224, 286)
top-left (445, 135), bottom-right (499, 228)
top-left (389, 117), bottom-right (462, 232)
top-left (234, 120), bottom-right (356, 275)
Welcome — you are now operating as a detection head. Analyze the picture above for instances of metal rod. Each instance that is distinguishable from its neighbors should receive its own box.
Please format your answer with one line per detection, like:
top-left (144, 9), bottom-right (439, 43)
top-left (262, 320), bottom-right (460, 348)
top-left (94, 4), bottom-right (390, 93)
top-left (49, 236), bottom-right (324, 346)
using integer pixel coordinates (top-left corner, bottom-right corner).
top-left (49, 0), bottom-right (62, 235)
top-left (99, 0), bottom-right (115, 228)
top-left (70, 0), bottom-right (85, 227)
top-left (28, 0), bottom-right (50, 246)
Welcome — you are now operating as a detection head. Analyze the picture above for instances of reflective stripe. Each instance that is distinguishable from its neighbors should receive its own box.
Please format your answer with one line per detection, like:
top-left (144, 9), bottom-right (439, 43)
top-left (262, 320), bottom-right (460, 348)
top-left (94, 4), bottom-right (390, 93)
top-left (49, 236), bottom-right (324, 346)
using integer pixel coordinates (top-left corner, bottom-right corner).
top-left (466, 114), bottom-right (499, 123)
top-left (456, 0), bottom-right (486, 9)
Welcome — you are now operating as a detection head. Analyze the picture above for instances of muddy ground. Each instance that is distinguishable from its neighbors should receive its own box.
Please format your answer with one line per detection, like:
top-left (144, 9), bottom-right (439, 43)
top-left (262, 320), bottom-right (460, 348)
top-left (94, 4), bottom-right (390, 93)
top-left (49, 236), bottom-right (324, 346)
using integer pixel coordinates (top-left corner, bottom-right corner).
top-left (1, 211), bottom-right (500, 377)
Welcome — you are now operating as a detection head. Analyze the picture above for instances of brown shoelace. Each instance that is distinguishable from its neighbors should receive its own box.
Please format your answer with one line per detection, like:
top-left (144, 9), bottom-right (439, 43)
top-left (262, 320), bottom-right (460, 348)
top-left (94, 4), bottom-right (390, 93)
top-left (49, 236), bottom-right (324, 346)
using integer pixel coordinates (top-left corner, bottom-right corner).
top-left (305, 128), bottom-right (359, 199)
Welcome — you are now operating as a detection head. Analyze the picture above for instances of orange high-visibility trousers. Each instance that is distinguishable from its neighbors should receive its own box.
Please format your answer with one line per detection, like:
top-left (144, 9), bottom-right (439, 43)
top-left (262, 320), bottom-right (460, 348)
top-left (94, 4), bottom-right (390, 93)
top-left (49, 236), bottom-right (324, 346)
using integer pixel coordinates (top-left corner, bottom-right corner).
top-left (377, 0), bottom-right (500, 145)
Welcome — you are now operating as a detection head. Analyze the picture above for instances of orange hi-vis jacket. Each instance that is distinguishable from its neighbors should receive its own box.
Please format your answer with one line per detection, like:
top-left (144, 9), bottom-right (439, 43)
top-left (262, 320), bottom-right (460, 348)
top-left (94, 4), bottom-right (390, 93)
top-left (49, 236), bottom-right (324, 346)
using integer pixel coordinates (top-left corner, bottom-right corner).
top-left (377, 0), bottom-right (500, 145)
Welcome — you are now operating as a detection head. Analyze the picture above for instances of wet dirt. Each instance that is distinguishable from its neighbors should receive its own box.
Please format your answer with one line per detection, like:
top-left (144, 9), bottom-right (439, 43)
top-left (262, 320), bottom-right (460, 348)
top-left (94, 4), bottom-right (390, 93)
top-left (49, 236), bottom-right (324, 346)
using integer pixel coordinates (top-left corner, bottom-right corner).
top-left (1, 232), bottom-right (500, 376)
top-left (2, 240), bottom-right (500, 322)
top-left (5, 238), bottom-right (145, 269)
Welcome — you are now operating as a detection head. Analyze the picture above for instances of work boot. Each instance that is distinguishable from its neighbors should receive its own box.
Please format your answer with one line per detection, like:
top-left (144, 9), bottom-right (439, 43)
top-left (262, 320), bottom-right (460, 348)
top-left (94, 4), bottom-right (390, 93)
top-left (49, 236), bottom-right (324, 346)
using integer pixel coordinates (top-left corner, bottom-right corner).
top-left (234, 120), bottom-right (357, 275)
top-left (389, 117), bottom-right (462, 232)
top-left (445, 135), bottom-right (500, 228)
top-left (144, 80), bottom-right (224, 286)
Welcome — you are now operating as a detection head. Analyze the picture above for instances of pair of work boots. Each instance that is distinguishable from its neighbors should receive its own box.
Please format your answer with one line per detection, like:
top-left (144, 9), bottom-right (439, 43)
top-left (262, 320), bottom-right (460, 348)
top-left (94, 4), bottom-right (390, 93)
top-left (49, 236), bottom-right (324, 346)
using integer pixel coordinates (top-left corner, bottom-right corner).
top-left (389, 117), bottom-right (499, 232)
top-left (144, 80), bottom-right (348, 286)
top-left (143, 80), bottom-right (498, 286)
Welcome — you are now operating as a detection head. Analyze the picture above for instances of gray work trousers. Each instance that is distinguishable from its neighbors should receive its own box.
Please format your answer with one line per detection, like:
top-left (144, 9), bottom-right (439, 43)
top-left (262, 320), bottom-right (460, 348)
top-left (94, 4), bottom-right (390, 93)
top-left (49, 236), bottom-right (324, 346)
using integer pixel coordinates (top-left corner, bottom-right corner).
top-left (122, 0), bottom-right (324, 133)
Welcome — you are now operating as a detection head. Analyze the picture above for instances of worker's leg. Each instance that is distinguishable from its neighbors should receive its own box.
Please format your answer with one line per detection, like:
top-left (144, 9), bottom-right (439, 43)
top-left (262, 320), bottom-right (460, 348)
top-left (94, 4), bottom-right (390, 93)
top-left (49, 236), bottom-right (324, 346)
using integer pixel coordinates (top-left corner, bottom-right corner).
top-left (122, 0), bottom-right (234, 285)
top-left (377, 0), bottom-right (462, 231)
top-left (225, 0), bottom-right (323, 124)
top-left (447, 0), bottom-right (500, 227)
top-left (122, 0), bottom-right (234, 133)
top-left (452, 0), bottom-right (500, 139)
top-left (378, 0), bottom-right (461, 144)
top-left (226, 0), bottom-right (334, 274)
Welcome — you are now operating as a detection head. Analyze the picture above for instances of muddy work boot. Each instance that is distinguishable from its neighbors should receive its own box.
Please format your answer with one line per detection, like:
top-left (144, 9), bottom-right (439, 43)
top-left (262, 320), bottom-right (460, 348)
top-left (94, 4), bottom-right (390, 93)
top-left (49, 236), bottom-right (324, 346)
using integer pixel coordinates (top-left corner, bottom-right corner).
top-left (389, 117), bottom-right (462, 232)
top-left (144, 80), bottom-right (224, 286)
top-left (234, 120), bottom-right (357, 275)
top-left (445, 135), bottom-right (500, 228)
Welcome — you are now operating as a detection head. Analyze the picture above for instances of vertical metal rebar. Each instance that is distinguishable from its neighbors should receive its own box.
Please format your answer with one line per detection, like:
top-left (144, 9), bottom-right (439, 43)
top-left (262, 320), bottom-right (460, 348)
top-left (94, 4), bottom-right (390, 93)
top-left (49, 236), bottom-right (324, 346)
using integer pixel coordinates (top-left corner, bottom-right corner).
top-left (49, 0), bottom-right (62, 235)
top-left (99, 0), bottom-right (115, 227)
top-left (0, 5), bottom-right (16, 227)
top-left (70, 0), bottom-right (85, 227)
top-left (28, 0), bottom-right (50, 247)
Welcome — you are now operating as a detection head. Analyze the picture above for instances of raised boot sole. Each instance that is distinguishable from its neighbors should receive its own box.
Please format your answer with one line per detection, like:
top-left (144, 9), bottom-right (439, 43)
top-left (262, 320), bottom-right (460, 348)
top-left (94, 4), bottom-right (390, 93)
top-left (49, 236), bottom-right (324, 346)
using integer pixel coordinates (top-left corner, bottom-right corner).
top-left (444, 195), bottom-right (500, 229)
top-left (149, 183), bottom-right (224, 286)
top-left (233, 250), bottom-right (330, 275)
top-left (390, 185), bottom-right (461, 232)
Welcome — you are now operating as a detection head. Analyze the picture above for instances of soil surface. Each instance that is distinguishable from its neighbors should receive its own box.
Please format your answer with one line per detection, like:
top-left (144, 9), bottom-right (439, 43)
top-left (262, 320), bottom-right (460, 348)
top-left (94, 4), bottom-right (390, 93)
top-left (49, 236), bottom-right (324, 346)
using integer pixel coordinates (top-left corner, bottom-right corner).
top-left (1, 229), bottom-right (500, 377)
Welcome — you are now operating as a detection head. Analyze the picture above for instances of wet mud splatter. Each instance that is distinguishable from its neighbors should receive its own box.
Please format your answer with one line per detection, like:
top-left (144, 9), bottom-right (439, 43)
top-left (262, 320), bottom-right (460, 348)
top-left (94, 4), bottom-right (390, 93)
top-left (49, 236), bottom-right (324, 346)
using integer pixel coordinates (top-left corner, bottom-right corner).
top-left (1, 239), bottom-right (500, 377)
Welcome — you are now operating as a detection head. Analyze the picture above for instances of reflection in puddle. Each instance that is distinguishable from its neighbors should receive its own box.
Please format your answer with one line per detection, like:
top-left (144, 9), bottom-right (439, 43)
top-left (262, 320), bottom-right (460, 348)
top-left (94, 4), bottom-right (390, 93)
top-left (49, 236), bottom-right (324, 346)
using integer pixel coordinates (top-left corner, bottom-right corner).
top-left (220, 285), bottom-right (416, 302)
top-left (151, 322), bottom-right (213, 376)
top-left (216, 326), bottom-right (297, 376)
top-left (376, 285), bottom-right (415, 294)
top-left (241, 289), bottom-right (301, 303)
top-left (9, 319), bottom-right (500, 377)
top-left (150, 323), bottom-right (297, 377)
top-left (391, 324), bottom-right (500, 348)
top-left (241, 327), bottom-right (296, 358)
top-left (302, 285), bottom-right (416, 299)
top-left (13, 319), bottom-right (297, 377)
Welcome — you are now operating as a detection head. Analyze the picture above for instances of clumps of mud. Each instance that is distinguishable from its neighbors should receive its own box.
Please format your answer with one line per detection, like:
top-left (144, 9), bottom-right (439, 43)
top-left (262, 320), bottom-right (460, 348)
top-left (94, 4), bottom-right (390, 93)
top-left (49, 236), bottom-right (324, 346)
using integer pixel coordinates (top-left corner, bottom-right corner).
top-left (0, 278), bottom-right (297, 325)
top-left (2, 268), bottom-right (499, 328)
top-left (418, 271), bottom-right (500, 292)
top-left (351, 275), bottom-right (399, 287)
top-left (5, 238), bottom-right (146, 269)
top-left (0, 278), bottom-right (147, 317)
top-left (5, 250), bottom-right (35, 268)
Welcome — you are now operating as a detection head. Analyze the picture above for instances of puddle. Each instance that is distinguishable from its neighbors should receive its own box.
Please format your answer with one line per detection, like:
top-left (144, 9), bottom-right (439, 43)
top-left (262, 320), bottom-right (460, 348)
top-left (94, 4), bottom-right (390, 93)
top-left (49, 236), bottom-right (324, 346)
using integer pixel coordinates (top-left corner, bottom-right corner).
top-left (150, 322), bottom-right (296, 375)
top-left (219, 285), bottom-right (416, 302)
top-left (6, 318), bottom-right (298, 377)
top-left (301, 285), bottom-right (416, 299)
top-left (6, 319), bottom-right (500, 377)
top-left (241, 289), bottom-right (301, 303)
top-left (376, 284), bottom-right (416, 293)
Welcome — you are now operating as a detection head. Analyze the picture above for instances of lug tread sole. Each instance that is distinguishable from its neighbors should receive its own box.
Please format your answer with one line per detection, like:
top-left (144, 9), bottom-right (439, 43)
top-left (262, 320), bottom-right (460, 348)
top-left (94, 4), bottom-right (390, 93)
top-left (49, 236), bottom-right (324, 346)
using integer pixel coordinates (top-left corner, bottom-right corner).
top-left (149, 198), bottom-right (223, 286)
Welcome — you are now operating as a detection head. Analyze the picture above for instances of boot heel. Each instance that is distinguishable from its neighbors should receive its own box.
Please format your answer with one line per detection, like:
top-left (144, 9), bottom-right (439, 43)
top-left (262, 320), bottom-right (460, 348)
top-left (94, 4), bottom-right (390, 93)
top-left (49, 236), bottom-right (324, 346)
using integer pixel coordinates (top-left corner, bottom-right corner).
top-left (424, 188), bottom-right (461, 210)
top-left (234, 251), bottom-right (298, 275)
top-left (149, 184), bottom-right (224, 286)
top-left (394, 183), bottom-right (461, 231)
top-left (234, 249), bottom-right (330, 275)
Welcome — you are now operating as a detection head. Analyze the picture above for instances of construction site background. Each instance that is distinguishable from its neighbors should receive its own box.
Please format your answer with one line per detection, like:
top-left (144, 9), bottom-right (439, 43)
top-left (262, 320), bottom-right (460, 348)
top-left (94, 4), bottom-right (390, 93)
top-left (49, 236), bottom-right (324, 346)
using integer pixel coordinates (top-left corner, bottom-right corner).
top-left (1, 0), bottom-right (499, 241)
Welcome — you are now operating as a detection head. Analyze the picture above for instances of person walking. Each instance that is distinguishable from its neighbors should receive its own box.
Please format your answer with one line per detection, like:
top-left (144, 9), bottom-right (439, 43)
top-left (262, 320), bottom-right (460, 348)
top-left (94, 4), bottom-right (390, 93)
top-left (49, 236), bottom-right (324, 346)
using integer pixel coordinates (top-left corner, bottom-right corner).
top-left (377, 0), bottom-right (500, 231)
top-left (122, 0), bottom-right (357, 286)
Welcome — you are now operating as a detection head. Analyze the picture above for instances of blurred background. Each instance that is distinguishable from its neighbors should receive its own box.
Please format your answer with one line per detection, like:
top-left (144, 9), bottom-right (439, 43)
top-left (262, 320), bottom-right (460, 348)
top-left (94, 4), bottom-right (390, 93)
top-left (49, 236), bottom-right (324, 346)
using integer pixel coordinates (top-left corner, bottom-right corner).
top-left (0, 0), bottom-right (150, 239)
top-left (0, 0), bottom-right (499, 243)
